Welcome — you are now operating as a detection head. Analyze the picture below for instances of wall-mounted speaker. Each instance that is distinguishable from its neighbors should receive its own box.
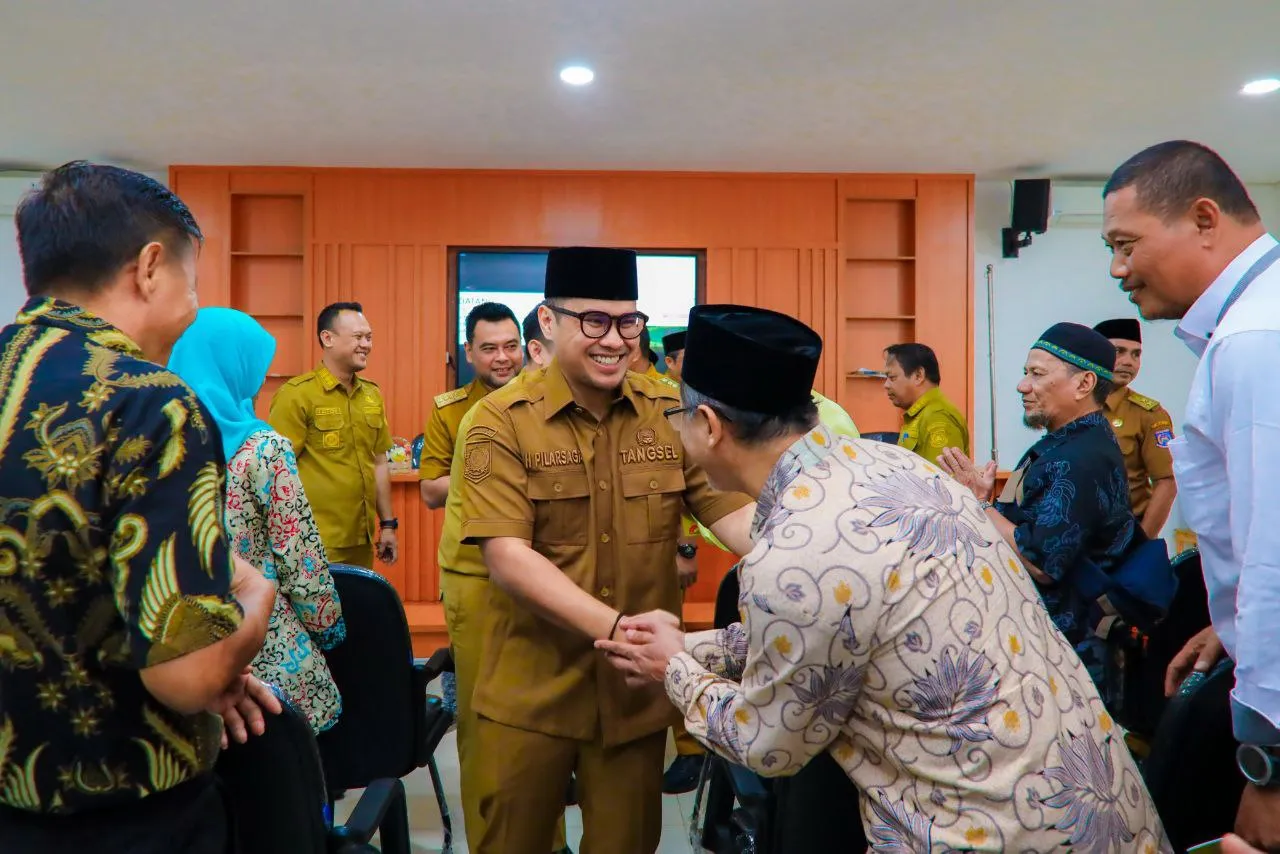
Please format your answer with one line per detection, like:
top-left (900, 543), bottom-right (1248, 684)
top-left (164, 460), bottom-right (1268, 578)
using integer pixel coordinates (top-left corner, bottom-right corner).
top-left (1011, 179), bottom-right (1051, 235)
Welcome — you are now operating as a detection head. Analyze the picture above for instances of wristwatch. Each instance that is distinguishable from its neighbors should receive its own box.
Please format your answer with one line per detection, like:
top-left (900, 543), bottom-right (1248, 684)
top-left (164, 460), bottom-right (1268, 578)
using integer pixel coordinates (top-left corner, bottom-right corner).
top-left (1237, 743), bottom-right (1280, 787)
top-left (677, 542), bottom-right (698, 559)
top-left (379, 517), bottom-right (399, 530)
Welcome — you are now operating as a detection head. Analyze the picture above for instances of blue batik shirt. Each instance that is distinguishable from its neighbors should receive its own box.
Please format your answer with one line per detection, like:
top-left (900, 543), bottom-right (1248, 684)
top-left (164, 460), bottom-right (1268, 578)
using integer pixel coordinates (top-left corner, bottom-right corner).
top-left (996, 411), bottom-right (1136, 674)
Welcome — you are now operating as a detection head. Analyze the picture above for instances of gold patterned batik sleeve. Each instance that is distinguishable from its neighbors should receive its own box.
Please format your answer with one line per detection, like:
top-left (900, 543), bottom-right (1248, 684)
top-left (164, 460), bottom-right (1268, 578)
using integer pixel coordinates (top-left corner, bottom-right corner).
top-left (107, 388), bottom-right (243, 669)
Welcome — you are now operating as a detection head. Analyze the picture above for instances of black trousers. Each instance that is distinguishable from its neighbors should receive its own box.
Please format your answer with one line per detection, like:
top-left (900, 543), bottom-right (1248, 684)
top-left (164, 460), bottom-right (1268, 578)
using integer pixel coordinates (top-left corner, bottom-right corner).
top-left (0, 774), bottom-right (229, 854)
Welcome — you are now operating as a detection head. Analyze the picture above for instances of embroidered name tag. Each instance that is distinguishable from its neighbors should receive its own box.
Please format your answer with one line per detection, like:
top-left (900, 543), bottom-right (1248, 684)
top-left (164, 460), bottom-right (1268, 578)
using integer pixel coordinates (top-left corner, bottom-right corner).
top-left (315, 406), bottom-right (340, 416)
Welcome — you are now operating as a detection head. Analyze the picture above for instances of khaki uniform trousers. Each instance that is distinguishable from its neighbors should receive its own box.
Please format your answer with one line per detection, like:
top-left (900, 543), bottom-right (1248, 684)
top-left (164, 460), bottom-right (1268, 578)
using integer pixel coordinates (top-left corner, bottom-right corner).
top-left (474, 716), bottom-right (666, 854)
top-left (327, 542), bottom-right (374, 571)
top-left (440, 570), bottom-right (568, 851)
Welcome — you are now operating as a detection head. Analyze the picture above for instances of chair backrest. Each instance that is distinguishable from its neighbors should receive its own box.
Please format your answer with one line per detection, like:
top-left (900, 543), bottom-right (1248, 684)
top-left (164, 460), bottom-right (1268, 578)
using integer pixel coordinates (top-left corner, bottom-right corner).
top-left (318, 565), bottom-right (422, 790)
top-left (1142, 658), bottom-right (1241, 851)
top-left (714, 563), bottom-right (741, 629)
top-left (216, 688), bottom-right (330, 854)
top-left (860, 431), bottom-right (900, 444)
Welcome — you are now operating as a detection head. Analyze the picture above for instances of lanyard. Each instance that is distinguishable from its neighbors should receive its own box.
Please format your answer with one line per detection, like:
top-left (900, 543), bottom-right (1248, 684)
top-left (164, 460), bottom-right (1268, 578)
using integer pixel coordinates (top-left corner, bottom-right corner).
top-left (1215, 241), bottom-right (1280, 330)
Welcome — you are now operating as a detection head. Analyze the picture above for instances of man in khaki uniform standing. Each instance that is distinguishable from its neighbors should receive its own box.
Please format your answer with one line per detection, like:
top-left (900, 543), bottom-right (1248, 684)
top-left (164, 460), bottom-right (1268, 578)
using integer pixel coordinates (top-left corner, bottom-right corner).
top-left (883, 342), bottom-right (969, 462)
top-left (421, 301), bottom-right (572, 853)
top-left (420, 302), bottom-right (522, 510)
top-left (661, 330), bottom-right (686, 382)
top-left (1093, 318), bottom-right (1177, 538)
top-left (269, 302), bottom-right (398, 569)
top-left (457, 248), bottom-right (756, 853)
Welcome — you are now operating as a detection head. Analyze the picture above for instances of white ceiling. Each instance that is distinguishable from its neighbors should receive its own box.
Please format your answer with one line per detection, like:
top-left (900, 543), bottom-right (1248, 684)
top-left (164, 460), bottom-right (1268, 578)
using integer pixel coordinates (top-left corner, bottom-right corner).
top-left (3, 0), bottom-right (1280, 180)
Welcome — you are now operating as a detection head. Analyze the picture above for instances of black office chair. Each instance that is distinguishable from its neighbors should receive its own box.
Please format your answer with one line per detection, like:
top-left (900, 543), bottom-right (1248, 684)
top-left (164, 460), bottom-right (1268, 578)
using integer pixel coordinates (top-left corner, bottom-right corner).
top-left (318, 565), bottom-right (456, 853)
top-left (216, 685), bottom-right (407, 854)
top-left (860, 431), bottom-right (900, 444)
top-left (1141, 657), bottom-right (1241, 852)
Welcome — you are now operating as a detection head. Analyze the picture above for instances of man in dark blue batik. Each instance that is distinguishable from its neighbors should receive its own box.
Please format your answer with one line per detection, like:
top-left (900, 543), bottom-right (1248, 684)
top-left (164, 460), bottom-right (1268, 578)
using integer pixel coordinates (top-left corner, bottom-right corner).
top-left (943, 322), bottom-right (1137, 687)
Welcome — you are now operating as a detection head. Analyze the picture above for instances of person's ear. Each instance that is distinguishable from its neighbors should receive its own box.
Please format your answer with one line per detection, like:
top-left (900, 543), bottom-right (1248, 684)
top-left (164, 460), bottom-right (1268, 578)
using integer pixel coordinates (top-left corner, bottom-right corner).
top-left (134, 241), bottom-right (165, 301)
top-left (698, 405), bottom-right (726, 448)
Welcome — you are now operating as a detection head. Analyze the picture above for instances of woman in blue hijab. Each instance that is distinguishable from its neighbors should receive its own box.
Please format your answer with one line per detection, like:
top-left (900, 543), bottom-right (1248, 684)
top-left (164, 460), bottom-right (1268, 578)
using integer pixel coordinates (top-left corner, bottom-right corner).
top-left (170, 307), bottom-right (345, 733)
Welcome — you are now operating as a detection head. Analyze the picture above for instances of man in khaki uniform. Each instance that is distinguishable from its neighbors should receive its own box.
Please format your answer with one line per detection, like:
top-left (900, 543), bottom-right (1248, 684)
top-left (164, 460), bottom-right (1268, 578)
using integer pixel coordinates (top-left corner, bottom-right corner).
top-left (422, 303), bottom-right (572, 853)
top-left (883, 342), bottom-right (969, 462)
top-left (457, 248), bottom-right (756, 853)
top-left (661, 330), bottom-right (686, 382)
top-left (523, 304), bottom-right (554, 369)
top-left (1093, 318), bottom-right (1178, 538)
top-left (420, 302), bottom-right (522, 510)
top-left (269, 301), bottom-right (398, 569)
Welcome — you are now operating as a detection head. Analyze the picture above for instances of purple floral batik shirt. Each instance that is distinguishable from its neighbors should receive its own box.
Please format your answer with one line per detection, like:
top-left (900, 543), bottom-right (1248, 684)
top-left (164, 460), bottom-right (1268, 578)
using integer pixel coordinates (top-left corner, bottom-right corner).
top-left (665, 425), bottom-right (1170, 853)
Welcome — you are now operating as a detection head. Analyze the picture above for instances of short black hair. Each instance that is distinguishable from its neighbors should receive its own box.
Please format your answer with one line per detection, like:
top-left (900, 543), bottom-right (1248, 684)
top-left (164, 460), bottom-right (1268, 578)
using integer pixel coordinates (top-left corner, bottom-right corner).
top-left (1104, 140), bottom-right (1260, 224)
top-left (682, 385), bottom-right (818, 446)
top-left (317, 301), bottom-right (363, 343)
top-left (885, 343), bottom-right (941, 385)
top-left (15, 161), bottom-right (203, 297)
top-left (522, 305), bottom-right (547, 360)
top-left (465, 302), bottom-right (518, 343)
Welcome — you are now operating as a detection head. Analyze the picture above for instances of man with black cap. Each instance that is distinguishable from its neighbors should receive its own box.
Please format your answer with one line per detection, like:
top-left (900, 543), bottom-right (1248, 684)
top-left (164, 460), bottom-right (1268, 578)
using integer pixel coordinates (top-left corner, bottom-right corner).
top-left (598, 306), bottom-right (1169, 853)
top-left (661, 329), bottom-right (686, 382)
top-left (941, 322), bottom-right (1137, 689)
top-left (455, 247), bottom-right (756, 853)
top-left (1092, 318), bottom-right (1177, 539)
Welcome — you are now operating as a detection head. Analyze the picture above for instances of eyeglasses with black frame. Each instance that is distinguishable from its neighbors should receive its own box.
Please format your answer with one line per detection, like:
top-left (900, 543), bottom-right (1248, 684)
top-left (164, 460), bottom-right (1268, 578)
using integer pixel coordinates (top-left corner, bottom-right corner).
top-left (546, 305), bottom-right (649, 340)
top-left (663, 404), bottom-right (733, 423)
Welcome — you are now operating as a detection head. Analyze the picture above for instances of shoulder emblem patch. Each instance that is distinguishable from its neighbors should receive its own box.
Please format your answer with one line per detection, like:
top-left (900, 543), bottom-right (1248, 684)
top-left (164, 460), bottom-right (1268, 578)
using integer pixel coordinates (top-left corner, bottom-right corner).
top-left (1127, 391), bottom-right (1159, 411)
top-left (1154, 426), bottom-right (1175, 448)
top-left (463, 439), bottom-right (492, 483)
top-left (927, 424), bottom-right (949, 447)
top-left (434, 387), bottom-right (469, 408)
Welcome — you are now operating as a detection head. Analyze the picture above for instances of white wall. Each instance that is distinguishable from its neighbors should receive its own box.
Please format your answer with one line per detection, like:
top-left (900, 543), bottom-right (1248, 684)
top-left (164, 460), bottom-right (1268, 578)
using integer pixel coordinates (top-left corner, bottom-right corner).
top-left (971, 179), bottom-right (1280, 535)
top-left (0, 170), bottom-right (169, 323)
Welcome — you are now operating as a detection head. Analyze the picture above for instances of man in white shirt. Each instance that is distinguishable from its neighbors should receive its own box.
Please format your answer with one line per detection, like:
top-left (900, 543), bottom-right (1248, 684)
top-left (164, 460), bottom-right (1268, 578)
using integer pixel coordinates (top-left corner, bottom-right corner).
top-left (1102, 139), bottom-right (1280, 849)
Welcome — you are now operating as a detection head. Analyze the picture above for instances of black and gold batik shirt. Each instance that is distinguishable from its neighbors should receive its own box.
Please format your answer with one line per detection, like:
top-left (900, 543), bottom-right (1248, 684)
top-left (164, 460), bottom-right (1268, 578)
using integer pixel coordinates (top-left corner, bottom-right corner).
top-left (0, 298), bottom-right (243, 815)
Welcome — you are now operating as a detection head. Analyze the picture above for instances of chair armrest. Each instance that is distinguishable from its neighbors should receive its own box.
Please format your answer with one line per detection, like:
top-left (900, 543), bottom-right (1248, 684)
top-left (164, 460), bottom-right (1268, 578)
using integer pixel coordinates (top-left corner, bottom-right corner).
top-left (417, 647), bottom-right (455, 683)
top-left (330, 777), bottom-right (405, 848)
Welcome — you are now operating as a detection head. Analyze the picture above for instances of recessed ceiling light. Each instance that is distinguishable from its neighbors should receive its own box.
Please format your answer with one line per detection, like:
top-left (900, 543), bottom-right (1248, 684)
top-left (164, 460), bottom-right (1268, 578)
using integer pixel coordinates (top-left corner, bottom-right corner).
top-left (1241, 78), bottom-right (1280, 96)
top-left (559, 66), bottom-right (594, 86)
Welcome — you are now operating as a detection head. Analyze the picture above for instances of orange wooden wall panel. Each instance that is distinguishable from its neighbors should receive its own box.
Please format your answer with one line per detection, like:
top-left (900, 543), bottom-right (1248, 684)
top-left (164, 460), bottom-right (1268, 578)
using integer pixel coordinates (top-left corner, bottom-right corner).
top-left (172, 166), bottom-right (974, 607)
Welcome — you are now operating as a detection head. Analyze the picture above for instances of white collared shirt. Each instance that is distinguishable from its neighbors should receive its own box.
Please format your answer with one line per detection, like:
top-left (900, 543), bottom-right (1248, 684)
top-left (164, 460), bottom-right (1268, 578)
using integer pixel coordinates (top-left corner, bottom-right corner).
top-left (1173, 232), bottom-right (1280, 743)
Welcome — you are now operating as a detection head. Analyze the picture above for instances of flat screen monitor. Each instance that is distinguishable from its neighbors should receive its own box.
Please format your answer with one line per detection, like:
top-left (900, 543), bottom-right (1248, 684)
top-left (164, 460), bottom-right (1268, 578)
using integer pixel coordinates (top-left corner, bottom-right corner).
top-left (454, 250), bottom-right (701, 387)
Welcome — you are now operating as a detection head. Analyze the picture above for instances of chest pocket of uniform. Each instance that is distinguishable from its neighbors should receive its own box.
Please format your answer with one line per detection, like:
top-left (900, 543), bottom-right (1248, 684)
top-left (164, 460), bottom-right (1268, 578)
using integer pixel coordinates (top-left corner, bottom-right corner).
top-left (898, 428), bottom-right (918, 450)
top-left (1115, 432), bottom-right (1138, 459)
top-left (312, 409), bottom-right (345, 451)
top-left (621, 467), bottom-right (686, 543)
top-left (527, 472), bottom-right (591, 545)
top-left (363, 407), bottom-right (385, 430)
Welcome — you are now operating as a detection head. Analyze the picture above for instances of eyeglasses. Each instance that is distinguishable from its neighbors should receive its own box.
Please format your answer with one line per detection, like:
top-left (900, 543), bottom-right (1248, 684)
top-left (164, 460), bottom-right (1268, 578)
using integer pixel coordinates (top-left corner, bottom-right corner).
top-left (663, 404), bottom-right (733, 423)
top-left (546, 305), bottom-right (649, 340)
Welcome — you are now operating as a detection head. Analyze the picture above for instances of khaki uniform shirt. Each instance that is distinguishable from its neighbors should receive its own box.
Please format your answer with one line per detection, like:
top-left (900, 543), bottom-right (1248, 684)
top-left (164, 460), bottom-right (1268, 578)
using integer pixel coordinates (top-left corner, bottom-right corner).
top-left (1102, 386), bottom-right (1175, 518)
top-left (268, 364), bottom-right (392, 550)
top-left (419, 378), bottom-right (490, 481)
top-left (897, 386), bottom-right (969, 462)
top-left (437, 376), bottom-right (531, 578)
top-left (457, 362), bottom-right (752, 746)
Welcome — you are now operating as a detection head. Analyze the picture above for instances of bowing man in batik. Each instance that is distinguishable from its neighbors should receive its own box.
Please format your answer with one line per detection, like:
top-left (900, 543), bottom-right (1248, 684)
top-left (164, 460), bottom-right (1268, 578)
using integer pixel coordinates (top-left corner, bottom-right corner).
top-left (598, 304), bottom-right (1170, 853)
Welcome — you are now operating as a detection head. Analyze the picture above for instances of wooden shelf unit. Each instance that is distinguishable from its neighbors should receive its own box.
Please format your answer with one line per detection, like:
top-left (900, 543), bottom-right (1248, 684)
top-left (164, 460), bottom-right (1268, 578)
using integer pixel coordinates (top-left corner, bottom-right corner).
top-left (839, 195), bottom-right (917, 432)
top-left (228, 193), bottom-right (308, 417)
